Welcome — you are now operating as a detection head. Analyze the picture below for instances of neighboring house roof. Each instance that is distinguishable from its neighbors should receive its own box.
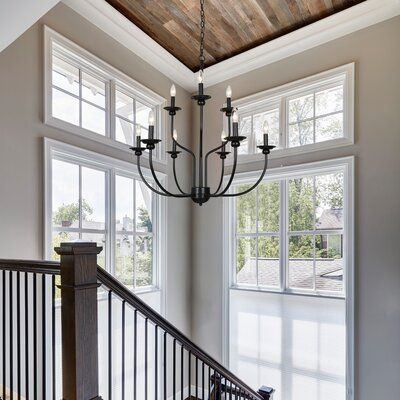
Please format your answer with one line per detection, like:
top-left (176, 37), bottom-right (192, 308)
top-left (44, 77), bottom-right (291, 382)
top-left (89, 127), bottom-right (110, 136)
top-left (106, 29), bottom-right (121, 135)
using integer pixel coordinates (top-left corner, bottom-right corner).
top-left (316, 208), bottom-right (343, 230)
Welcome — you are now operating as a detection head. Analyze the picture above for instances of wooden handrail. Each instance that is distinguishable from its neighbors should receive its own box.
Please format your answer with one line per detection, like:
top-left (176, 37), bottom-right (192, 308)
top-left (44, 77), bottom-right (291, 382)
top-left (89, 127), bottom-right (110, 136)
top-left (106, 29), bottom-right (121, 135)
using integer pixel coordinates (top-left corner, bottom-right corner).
top-left (97, 266), bottom-right (269, 400)
top-left (0, 259), bottom-right (60, 275)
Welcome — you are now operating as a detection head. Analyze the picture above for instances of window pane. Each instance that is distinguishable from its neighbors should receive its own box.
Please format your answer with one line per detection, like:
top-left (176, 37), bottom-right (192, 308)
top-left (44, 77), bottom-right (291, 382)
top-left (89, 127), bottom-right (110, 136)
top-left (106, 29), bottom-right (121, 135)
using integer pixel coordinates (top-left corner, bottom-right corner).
top-left (52, 159), bottom-right (79, 228)
top-left (116, 175), bottom-right (134, 232)
top-left (236, 185), bottom-right (256, 233)
top-left (238, 116), bottom-right (251, 154)
top-left (82, 72), bottom-right (105, 108)
top-left (136, 181), bottom-right (152, 232)
top-left (116, 117), bottom-right (134, 146)
top-left (115, 233), bottom-right (134, 288)
top-left (315, 86), bottom-right (343, 116)
top-left (258, 236), bottom-right (279, 288)
top-left (51, 231), bottom-right (79, 260)
top-left (135, 235), bottom-right (153, 287)
top-left (289, 177), bottom-right (314, 231)
top-left (116, 90), bottom-right (134, 120)
top-left (82, 167), bottom-right (105, 230)
top-left (288, 120), bottom-right (313, 147)
top-left (258, 182), bottom-right (279, 233)
top-left (315, 172), bottom-right (344, 230)
top-left (315, 113), bottom-right (343, 142)
top-left (52, 88), bottom-right (79, 126)
top-left (254, 108), bottom-right (280, 147)
top-left (52, 56), bottom-right (79, 95)
top-left (82, 102), bottom-right (106, 135)
top-left (236, 237), bottom-right (257, 285)
top-left (81, 232), bottom-right (106, 269)
top-left (289, 235), bottom-right (314, 289)
top-left (315, 234), bottom-right (343, 292)
top-left (289, 93), bottom-right (313, 123)
top-left (136, 102), bottom-right (152, 129)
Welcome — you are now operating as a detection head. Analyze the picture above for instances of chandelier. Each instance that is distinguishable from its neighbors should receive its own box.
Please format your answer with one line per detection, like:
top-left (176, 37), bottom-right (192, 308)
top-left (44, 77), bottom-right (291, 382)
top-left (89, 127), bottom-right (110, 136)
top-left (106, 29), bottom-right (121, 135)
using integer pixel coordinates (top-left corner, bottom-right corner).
top-left (131, 0), bottom-right (275, 205)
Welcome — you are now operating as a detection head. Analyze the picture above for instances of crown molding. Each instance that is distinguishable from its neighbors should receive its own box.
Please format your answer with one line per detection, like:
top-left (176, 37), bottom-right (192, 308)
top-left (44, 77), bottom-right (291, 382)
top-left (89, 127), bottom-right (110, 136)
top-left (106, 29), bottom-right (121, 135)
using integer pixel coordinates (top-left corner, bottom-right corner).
top-left (63, 0), bottom-right (400, 92)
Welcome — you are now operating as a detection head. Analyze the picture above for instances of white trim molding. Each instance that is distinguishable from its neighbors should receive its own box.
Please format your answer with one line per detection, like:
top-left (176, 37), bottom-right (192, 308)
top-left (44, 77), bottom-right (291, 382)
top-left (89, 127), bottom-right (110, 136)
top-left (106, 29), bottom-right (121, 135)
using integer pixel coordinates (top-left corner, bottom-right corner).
top-left (63, 0), bottom-right (400, 91)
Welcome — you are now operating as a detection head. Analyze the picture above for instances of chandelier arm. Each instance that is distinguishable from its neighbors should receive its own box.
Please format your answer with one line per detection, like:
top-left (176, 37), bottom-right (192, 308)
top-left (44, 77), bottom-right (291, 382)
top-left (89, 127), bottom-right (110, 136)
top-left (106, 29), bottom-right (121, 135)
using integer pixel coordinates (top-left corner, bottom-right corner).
top-left (170, 116), bottom-right (197, 187)
top-left (136, 156), bottom-right (171, 197)
top-left (213, 158), bottom-right (225, 195)
top-left (211, 147), bottom-right (238, 197)
top-left (149, 150), bottom-right (190, 197)
top-left (173, 157), bottom-right (187, 195)
top-left (221, 155), bottom-right (269, 197)
top-left (204, 142), bottom-right (225, 187)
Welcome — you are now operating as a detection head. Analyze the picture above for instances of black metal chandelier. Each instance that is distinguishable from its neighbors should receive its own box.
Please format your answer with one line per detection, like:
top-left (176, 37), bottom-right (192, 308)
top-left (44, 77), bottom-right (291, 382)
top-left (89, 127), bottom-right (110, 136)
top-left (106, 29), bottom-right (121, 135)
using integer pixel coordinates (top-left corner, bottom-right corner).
top-left (131, 0), bottom-right (275, 206)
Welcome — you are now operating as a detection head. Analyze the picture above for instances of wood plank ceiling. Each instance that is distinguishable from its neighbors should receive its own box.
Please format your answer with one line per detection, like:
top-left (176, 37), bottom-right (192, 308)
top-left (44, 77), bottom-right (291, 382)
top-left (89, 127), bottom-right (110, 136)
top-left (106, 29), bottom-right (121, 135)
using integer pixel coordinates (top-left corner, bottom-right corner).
top-left (105, 0), bottom-right (366, 71)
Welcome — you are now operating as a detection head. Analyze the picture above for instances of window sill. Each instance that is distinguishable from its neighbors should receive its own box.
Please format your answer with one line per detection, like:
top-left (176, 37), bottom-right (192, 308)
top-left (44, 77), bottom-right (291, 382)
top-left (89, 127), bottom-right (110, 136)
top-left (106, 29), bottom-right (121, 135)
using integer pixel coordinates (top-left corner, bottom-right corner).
top-left (45, 116), bottom-right (167, 165)
top-left (226, 137), bottom-right (354, 166)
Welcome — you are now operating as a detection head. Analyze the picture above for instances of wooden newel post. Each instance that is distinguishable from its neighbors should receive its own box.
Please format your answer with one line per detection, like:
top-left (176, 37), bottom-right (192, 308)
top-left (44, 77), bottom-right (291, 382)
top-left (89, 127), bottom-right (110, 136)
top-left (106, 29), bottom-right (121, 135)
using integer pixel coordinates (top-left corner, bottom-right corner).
top-left (55, 242), bottom-right (103, 400)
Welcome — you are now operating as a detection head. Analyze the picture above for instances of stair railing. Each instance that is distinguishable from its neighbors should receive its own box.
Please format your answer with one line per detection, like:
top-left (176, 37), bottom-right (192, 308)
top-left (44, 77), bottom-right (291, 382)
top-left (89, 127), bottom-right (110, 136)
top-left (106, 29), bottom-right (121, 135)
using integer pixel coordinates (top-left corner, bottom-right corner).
top-left (0, 242), bottom-right (274, 400)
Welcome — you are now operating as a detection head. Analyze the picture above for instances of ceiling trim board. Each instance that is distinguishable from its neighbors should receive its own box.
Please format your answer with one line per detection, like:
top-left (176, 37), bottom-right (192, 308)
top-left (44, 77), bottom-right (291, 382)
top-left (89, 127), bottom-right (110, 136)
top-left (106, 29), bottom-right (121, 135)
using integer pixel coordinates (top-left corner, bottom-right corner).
top-left (63, 0), bottom-right (400, 92)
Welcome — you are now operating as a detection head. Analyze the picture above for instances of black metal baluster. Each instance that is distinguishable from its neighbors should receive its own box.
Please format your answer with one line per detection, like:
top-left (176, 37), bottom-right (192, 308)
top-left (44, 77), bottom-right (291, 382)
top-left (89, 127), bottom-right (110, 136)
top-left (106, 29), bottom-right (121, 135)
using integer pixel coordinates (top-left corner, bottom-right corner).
top-left (17, 272), bottom-right (21, 400)
top-left (24, 273), bottom-right (29, 400)
top-left (10, 271), bottom-right (13, 400)
top-left (121, 301), bottom-right (126, 400)
top-left (173, 339), bottom-right (176, 400)
top-left (163, 332), bottom-right (167, 400)
top-left (42, 275), bottom-right (46, 400)
top-left (180, 346), bottom-right (183, 400)
top-left (145, 318), bottom-right (148, 400)
top-left (51, 276), bottom-right (55, 400)
top-left (208, 365), bottom-right (211, 400)
top-left (2, 270), bottom-right (5, 400)
top-left (33, 274), bottom-right (37, 400)
top-left (195, 357), bottom-right (198, 400)
top-left (154, 325), bottom-right (158, 400)
top-left (229, 378), bottom-right (233, 399)
top-left (108, 290), bottom-right (112, 400)
top-left (213, 372), bottom-right (217, 400)
top-left (188, 351), bottom-right (191, 399)
top-left (133, 310), bottom-right (137, 400)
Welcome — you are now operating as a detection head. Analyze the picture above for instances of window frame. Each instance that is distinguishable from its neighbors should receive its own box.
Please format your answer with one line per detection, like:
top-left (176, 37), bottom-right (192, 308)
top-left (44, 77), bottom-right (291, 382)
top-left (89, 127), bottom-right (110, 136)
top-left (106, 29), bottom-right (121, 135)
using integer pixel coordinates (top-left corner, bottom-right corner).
top-left (224, 64), bottom-right (354, 164)
top-left (224, 157), bottom-right (354, 299)
top-left (44, 26), bottom-right (167, 163)
top-left (44, 137), bottom-right (166, 294)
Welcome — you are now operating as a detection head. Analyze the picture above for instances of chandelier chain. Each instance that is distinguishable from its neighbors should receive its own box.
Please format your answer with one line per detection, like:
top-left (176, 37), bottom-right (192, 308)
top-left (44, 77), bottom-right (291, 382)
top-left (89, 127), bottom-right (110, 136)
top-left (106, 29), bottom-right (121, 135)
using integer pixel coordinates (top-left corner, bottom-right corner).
top-left (199, 0), bottom-right (205, 72)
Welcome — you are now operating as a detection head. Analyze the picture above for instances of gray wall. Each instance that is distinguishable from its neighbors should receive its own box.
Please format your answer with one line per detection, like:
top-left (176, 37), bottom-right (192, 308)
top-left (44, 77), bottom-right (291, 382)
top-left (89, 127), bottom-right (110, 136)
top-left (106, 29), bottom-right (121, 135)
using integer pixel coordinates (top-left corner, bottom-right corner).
top-left (0, 3), bottom-right (193, 335)
top-left (191, 16), bottom-right (400, 400)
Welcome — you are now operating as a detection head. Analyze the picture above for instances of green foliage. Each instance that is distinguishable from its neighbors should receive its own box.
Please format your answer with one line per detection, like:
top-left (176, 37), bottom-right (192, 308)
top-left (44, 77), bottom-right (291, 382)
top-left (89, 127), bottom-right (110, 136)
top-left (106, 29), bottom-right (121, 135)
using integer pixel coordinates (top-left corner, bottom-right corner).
top-left (53, 200), bottom-right (93, 226)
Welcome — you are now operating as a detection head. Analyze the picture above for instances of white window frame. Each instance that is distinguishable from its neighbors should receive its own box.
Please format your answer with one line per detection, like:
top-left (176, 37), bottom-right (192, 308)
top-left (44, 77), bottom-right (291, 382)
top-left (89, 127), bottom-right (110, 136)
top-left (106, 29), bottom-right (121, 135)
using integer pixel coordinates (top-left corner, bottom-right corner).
top-left (44, 26), bottom-right (167, 163)
top-left (44, 137), bottom-right (167, 295)
top-left (222, 156), bottom-right (354, 398)
top-left (224, 64), bottom-right (354, 164)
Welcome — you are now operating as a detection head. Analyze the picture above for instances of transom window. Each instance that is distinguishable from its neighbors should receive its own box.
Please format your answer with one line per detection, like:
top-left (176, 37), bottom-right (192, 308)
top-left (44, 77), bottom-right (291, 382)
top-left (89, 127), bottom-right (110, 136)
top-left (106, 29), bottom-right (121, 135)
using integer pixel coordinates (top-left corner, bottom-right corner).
top-left (230, 159), bottom-right (352, 297)
top-left (45, 27), bottom-right (165, 160)
top-left (230, 64), bottom-right (354, 162)
top-left (46, 139), bottom-right (164, 292)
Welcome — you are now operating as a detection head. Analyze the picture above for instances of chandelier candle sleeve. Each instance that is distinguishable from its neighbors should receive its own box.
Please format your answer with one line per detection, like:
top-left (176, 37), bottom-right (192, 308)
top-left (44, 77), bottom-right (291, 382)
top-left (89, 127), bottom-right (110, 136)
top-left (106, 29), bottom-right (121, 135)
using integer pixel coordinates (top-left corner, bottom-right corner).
top-left (130, 0), bottom-right (275, 206)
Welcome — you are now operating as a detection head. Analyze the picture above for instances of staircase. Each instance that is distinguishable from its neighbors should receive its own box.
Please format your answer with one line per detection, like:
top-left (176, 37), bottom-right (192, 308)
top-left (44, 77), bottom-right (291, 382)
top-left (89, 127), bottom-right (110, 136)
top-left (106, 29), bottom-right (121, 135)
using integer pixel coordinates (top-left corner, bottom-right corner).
top-left (0, 242), bottom-right (274, 400)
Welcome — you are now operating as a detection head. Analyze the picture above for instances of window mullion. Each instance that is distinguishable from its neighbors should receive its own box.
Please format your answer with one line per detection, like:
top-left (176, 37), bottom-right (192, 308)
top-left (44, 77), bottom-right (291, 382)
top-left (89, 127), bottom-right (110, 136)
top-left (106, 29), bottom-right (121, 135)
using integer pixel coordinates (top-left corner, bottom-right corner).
top-left (78, 69), bottom-right (82, 128)
top-left (108, 169), bottom-right (115, 275)
top-left (133, 179), bottom-right (137, 290)
top-left (280, 97), bottom-right (287, 149)
top-left (78, 165), bottom-right (82, 238)
top-left (280, 179), bottom-right (287, 291)
top-left (312, 176), bottom-right (317, 292)
top-left (255, 186), bottom-right (259, 286)
top-left (109, 80), bottom-right (116, 140)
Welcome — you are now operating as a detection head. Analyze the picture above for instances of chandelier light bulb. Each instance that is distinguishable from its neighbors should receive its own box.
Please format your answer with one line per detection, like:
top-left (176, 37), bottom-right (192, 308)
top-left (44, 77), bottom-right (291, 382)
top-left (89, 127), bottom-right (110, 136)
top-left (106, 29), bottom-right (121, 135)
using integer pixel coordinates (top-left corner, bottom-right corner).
top-left (221, 130), bottom-right (227, 141)
top-left (198, 72), bottom-right (203, 84)
top-left (232, 111), bottom-right (238, 123)
top-left (263, 120), bottom-right (269, 134)
top-left (170, 84), bottom-right (176, 97)
top-left (173, 129), bottom-right (178, 141)
top-left (136, 125), bottom-right (142, 135)
top-left (226, 85), bottom-right (232, 98)
top-left (148, 110), bottom-right (155, 126)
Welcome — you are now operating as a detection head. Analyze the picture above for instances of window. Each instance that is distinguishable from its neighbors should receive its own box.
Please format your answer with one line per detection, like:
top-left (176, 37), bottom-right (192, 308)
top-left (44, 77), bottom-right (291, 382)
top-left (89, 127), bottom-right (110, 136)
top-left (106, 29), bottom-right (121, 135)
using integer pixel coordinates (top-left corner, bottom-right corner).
top-left (230, 159), bottom-right (351, 296)
top-left (45, 138), bottom-right (165, 292)
top-left (44, 26), bottom-right (165, 160)
top-left (229, 64), bottom-right (354, 162)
